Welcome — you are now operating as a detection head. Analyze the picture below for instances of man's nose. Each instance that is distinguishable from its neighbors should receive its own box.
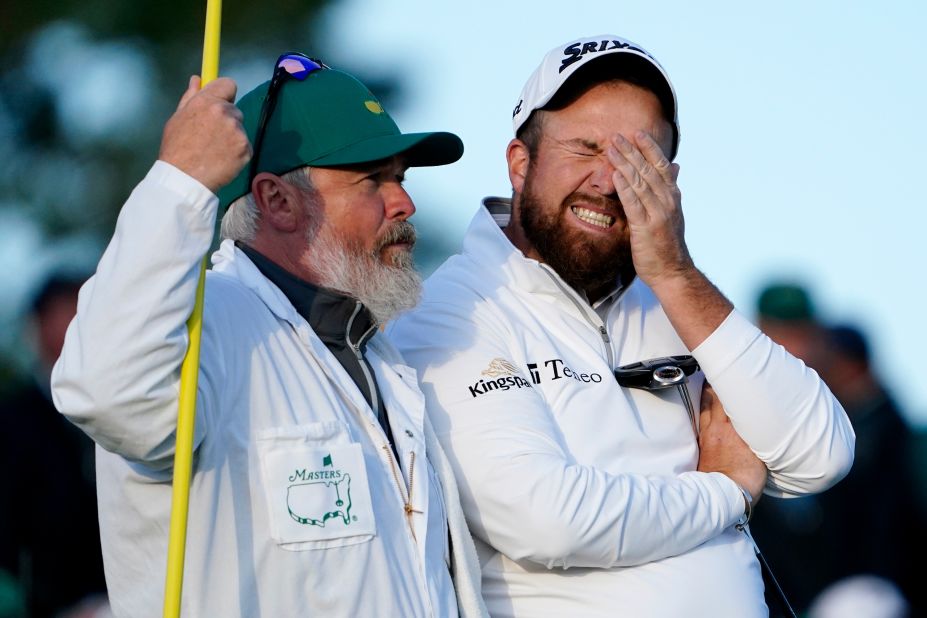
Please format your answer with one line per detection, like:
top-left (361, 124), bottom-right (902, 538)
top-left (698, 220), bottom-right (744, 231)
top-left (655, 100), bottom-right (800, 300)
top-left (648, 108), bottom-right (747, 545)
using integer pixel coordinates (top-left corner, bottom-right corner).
top-left (589, 155), bottom-right (617, 196)
top-left (384, 183), bottom-right (416, 220)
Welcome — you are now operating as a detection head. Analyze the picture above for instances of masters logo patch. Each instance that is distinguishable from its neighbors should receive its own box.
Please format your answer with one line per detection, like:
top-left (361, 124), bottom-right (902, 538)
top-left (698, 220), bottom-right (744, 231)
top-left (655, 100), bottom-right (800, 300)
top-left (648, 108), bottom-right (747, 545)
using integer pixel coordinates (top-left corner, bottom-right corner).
top-left (286, 453), bottom-right (354, 527)
top-left (259, 439), bottom-right (376, 545)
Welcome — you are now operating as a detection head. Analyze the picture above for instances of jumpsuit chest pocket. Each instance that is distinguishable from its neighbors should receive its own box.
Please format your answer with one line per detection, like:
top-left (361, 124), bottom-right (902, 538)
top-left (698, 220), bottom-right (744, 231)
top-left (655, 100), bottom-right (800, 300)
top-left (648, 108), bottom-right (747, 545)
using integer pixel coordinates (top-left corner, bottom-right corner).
top-left (256, 421), bottom-right (377, 551)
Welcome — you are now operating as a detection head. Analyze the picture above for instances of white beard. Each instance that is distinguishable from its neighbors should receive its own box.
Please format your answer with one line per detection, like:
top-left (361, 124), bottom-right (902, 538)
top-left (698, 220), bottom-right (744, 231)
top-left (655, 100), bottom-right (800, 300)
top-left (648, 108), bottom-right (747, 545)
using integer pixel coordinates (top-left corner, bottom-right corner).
top-left (310, 225), bottom-right (422, 325)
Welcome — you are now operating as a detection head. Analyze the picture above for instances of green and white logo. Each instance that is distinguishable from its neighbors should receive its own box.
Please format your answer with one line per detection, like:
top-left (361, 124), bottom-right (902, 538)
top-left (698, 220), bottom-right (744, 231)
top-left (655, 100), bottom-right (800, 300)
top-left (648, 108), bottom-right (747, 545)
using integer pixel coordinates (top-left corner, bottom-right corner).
top-left (286, 453), bottom-right (354, 527)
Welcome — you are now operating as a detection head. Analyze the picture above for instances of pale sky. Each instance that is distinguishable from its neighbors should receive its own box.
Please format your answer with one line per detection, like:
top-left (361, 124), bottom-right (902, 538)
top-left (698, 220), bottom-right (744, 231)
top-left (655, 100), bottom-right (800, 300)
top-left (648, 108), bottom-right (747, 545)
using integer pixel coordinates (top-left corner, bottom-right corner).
top-left (319, 0), bottom-right (927, 423)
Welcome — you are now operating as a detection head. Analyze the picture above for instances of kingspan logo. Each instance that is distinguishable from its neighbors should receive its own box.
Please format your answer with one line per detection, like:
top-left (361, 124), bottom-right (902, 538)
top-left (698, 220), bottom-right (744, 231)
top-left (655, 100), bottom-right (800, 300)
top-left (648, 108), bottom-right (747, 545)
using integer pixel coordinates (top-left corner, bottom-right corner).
top-left (468, 358), bottom-right (533, 398)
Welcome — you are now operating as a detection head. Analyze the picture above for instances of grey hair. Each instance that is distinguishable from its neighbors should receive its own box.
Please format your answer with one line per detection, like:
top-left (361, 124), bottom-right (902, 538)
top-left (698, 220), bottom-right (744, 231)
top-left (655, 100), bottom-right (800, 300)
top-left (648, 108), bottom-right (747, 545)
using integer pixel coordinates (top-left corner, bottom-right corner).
top-left (220, 167), bottom-right (315, 242)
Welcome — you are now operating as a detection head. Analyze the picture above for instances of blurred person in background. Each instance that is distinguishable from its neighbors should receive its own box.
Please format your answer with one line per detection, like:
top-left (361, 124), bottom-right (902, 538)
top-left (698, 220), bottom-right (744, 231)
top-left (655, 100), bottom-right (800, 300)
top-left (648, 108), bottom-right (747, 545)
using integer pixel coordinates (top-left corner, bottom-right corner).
top-left (0, 272), bottom-right (109, 617)
top-left (750, 282), bottom-right (925, 616)
top-left (754, 282), bottom-right (829, 372)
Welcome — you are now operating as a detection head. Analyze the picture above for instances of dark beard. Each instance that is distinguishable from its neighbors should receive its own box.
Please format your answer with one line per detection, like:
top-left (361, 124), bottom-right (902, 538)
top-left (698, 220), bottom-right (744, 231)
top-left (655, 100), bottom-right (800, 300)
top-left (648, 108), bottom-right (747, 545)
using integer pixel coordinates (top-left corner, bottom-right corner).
top-left (519, 178), bottom-right (634, 298)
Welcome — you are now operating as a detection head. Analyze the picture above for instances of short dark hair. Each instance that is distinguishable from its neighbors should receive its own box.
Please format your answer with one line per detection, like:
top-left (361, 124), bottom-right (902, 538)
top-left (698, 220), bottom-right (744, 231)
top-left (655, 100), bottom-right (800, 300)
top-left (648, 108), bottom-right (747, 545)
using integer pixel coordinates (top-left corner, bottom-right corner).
top-left (828, 324), bottom-right (871, 366)
top-left (515, 55), bottom-right (677, 157)
top-left (30, 273), bottom-right (85, 316)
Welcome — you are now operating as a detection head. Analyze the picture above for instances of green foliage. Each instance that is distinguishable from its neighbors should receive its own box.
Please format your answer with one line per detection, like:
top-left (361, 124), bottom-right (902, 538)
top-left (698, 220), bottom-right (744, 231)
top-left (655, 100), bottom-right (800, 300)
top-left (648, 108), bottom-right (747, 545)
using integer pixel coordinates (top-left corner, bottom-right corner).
top-left (0, 0), bottom-right (335, 241)
top-left (1, 0), bottom-right (329, 58)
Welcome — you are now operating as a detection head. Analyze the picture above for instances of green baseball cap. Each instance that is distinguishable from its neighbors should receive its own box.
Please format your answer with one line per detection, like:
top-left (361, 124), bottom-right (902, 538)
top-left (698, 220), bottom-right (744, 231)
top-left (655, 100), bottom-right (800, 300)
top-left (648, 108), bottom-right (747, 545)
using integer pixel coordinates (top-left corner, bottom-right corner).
top-left (756, 283), bottom-right (816, 321)
top-left (218, 67), bottom-right (464, 208)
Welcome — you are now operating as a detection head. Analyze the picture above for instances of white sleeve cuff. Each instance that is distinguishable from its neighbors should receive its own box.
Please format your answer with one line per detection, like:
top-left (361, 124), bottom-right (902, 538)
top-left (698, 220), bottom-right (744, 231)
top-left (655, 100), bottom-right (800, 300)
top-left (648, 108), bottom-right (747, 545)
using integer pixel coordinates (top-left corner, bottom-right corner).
top-left (149, 160), bottom-right (219, 219)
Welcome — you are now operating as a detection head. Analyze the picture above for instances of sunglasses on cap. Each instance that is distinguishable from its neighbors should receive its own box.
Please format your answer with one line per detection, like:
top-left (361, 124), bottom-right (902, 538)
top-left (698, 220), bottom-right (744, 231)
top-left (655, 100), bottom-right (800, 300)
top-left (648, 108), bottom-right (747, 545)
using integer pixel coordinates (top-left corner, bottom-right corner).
top-left (248, 52), bottom-right (330, 187)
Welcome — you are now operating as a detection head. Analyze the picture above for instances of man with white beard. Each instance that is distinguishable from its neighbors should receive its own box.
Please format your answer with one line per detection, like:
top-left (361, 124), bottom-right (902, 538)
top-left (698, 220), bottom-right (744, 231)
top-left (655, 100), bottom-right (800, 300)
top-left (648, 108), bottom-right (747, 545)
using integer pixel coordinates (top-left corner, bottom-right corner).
top-left (52, 53), bottom-right (486, 617)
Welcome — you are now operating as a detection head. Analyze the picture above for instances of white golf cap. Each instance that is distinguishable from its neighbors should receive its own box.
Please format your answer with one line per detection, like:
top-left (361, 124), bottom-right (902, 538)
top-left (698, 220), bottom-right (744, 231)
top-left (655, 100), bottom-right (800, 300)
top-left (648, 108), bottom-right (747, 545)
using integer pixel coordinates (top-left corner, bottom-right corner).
top-left (512, 34), bottom-right (680, 159)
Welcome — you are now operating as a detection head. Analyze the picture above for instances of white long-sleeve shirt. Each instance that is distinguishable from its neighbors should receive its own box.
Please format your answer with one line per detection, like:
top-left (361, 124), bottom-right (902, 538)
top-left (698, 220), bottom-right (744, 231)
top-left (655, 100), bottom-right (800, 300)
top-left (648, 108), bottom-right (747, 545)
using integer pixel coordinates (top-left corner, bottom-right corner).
top-left (389, 198), bottom-right (855, 618)
top-left (51, 162), bottom-right (487, 618)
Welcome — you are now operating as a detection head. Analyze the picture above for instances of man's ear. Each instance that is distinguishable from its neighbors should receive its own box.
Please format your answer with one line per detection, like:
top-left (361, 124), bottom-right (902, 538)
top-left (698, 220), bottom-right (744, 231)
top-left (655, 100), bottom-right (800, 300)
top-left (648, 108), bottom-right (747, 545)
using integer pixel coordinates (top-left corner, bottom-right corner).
top-left (506, 138), bottom-right (530, 195)
top-left (252, 173), bottom-right (300, 233)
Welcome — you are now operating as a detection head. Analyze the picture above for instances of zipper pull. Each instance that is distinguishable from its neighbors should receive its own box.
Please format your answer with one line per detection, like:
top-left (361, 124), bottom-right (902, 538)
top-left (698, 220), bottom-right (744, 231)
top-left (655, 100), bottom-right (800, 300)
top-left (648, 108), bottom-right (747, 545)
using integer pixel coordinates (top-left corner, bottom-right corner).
top-left (382, 445), bottom-right (422, 541)
top-left (406, 451), bottom-right (422, 515)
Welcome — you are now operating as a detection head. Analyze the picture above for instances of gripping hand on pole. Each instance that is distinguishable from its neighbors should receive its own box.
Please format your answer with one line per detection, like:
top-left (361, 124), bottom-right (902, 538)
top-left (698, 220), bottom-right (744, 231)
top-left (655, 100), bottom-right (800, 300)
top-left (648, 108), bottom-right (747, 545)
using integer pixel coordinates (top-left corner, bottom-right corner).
top-left (159, 76), bottom-right (251, 192)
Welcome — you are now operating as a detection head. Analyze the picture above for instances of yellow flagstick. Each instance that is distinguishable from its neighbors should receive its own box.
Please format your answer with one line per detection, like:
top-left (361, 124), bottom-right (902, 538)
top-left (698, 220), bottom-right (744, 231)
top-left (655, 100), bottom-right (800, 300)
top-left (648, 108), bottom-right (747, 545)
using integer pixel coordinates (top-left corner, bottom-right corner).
top-left (162, 0), bottom-right (222, 615)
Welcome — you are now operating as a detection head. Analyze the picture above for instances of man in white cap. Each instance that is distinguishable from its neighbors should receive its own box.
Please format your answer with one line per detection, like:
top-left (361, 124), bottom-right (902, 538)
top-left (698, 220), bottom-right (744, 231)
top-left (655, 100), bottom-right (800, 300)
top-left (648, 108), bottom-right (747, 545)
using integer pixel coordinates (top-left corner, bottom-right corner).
top-left (389, 35), bottom-right (855, 616)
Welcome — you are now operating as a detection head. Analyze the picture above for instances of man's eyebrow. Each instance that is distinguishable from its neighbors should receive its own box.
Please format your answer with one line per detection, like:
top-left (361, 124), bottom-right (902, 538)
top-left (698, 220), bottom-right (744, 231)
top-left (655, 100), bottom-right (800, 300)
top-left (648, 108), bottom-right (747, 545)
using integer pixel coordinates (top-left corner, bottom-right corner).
top-left (560, 137), bottom-right (602, 152)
